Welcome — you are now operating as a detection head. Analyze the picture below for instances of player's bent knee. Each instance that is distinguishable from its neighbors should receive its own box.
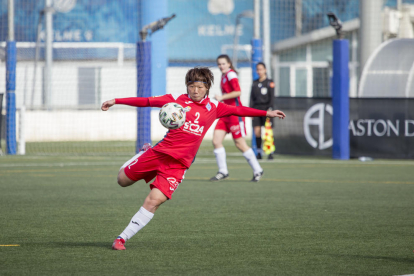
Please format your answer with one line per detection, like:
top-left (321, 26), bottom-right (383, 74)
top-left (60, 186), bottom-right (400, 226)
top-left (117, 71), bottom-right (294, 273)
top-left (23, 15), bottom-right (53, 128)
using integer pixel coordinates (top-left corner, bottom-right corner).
top-left (143, 189), bottom-right (167, 212)
top-left (213, 137), bottom-right (223, 149)
top-left (235, 138), bottom-right (249, 152)
top-left (213, 141), bottom-right (222, 149)
top-left (143, 197), bottom-right (160, 208)
top-left (117, 177), bottom-right (126, 187)
top-left (143, 199), bottom-right (162, 213)
top-left (117, 169), bottom-right (135, 187)
top-left (117, 176), bottom-right (126, 187)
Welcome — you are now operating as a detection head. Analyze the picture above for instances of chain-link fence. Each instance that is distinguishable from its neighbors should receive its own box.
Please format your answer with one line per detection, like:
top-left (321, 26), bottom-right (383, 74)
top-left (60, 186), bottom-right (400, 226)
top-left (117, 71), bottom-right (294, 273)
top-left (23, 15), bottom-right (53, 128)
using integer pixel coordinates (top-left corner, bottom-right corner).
top-left (1, 0), bottom-right (414, 155)
top-left (272, 0), bottom-right (414, 98)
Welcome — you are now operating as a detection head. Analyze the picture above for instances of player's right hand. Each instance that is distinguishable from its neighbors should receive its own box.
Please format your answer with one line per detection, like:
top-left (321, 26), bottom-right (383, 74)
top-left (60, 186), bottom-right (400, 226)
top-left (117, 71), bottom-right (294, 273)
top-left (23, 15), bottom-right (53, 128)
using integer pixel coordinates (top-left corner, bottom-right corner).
top-left (101, 99), bottom-right (116, 111)
top-left (266, 110), bottom-right (286, 119)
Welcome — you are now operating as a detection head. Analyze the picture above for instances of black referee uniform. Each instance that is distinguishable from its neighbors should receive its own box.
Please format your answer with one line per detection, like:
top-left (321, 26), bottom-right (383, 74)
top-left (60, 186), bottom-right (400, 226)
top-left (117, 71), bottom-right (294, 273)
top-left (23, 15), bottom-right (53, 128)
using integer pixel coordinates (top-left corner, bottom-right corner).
top-left (250, 77), bottom-right (275, 158)
top-left (249, 78), bottom-right (275, 127)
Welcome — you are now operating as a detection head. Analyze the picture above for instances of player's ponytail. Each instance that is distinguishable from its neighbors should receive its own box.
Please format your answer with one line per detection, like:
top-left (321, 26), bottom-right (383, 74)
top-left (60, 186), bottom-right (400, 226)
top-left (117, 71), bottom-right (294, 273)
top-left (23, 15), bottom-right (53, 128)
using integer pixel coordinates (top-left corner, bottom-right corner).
top-left (185, 67), bottom-right (214, 96)
top-left (217, 54), bottom-right (238, 75)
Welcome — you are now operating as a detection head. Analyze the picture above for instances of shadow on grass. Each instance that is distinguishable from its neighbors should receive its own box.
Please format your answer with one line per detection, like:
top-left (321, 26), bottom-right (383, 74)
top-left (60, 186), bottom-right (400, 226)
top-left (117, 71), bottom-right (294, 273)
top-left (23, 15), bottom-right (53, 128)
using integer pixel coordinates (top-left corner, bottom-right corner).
top-left (52, 241), bottom-right (175, 251)
top-left (189, 178), bottom-right (258, 183)
top-left (330, 254), bottom-right (414, 264)
top-left (52, 242), bottom-right (111, 249)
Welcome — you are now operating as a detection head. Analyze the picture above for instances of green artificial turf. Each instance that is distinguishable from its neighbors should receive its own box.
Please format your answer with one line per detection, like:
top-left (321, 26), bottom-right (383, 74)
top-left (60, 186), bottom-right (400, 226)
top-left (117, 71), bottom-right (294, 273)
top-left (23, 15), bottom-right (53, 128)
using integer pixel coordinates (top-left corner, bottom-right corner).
top-left (0, 141), bottom-right (414, 275)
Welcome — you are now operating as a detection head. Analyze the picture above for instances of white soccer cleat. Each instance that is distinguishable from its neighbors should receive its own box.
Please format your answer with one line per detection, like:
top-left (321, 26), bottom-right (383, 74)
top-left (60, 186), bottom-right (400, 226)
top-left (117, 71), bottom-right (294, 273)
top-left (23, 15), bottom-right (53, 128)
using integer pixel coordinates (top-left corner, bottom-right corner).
top-left (251, 171), bottom-right (264, 182)
top-left (210, 172), bottom-right (229, 182)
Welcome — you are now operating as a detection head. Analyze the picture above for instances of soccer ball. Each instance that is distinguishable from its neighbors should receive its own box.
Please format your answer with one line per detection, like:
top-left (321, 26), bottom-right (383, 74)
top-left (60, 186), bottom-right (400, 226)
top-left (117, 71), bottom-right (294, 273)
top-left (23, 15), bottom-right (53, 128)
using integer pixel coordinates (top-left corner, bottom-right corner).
top-left (159, 103), bottom-right (186, 129)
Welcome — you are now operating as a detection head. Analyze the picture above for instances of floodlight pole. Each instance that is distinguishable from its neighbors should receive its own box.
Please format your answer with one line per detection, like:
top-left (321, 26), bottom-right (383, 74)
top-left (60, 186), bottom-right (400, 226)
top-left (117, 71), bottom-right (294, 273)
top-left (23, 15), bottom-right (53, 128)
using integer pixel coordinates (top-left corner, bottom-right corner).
top-left (359, 0), bottom-right (382, 73)
top-left (251, 0), bottom-right (263, 156)
top-left (6, 0), bottom-right (16, 155)
top-left (254, 0), bottom-right (260, 39)
top-left (295, 0), bottom-right (302, 36)
top-left (233, 10), bottom-right (253, 69)
top-left (31, 10), bottom-right (45, 108)
top-left (232, 16), bottom-right (242, 69)
top-left (263, 0), bottom-right (271, 76)
top-left (252, 0), bottom-right (262, 81)
top-left (328, 13), bottom-right (350, 160)
top-left (44, 0), bottom-right (54, 109)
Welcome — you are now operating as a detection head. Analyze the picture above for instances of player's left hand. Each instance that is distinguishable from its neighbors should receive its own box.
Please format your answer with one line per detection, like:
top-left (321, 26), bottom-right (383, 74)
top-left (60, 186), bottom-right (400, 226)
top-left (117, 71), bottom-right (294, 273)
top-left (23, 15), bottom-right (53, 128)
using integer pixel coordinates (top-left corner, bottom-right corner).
top-left (266, 110), bottom-right (286, 119)
top-left (101, 99), bottom-right (116, 111)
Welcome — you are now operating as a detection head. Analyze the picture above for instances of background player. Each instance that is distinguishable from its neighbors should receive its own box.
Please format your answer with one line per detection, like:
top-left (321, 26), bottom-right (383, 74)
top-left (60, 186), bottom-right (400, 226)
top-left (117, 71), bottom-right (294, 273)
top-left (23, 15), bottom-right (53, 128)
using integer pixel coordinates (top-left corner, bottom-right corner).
top-left (101, 67), bottom-right (286, 250)
top-left (211, 55), bottom-right (264, 182)
top-left (250, 62), bottom-right (275, 160)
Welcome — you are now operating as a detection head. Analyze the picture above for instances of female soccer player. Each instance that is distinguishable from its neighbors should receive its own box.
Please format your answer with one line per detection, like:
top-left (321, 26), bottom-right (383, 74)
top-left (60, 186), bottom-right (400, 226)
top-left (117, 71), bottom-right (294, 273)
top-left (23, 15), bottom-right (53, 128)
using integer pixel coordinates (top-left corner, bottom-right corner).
top-left (250, 62), bottom-right (275, 160)
top-left (211, 55), bottom-right (263, 182)
top-left (101, 67), bottom-right (286, 250)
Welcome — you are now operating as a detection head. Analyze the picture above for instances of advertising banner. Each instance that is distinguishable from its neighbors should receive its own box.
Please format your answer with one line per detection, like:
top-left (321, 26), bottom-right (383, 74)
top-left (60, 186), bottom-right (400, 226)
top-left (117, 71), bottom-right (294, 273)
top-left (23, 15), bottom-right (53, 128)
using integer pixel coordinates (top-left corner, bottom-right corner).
top-left (0, 0), bottom-right (253, 61)
top-left (274, 97), bottom-right (414, 159)
top-left (0, 0), bottom-right (139, 43)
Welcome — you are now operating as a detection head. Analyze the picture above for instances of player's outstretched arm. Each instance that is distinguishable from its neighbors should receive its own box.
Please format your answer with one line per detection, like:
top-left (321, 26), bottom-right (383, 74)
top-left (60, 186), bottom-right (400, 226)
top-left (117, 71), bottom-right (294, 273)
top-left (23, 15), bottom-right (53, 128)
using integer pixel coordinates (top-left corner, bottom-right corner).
top-left (101, 97), bottom-right (153, 111)
top-left (217, 103), bottom-right (286, 119)
top-left (266, 110), bottom-right (286, 119)
top-left (102, 95), bottom-right (175, 111)
top-left (101, 99), bottom-right (116, 111)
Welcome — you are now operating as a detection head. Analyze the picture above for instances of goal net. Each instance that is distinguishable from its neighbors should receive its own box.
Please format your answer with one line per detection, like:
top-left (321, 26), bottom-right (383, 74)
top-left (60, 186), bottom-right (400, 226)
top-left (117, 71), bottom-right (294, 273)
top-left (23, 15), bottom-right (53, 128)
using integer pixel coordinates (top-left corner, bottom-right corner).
top-left (0, 42), bottom-right (139, 155)
top-left (0, 0), bottom-right (258, 156)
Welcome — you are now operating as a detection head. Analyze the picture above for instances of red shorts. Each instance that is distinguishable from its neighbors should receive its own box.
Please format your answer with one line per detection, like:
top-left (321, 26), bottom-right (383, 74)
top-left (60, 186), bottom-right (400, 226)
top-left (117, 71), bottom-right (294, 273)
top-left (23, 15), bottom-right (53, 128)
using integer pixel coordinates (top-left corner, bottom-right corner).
top-left (215, 116), bottom-right (246, 139)
top-left (123, 148), bottom-right (187, 199)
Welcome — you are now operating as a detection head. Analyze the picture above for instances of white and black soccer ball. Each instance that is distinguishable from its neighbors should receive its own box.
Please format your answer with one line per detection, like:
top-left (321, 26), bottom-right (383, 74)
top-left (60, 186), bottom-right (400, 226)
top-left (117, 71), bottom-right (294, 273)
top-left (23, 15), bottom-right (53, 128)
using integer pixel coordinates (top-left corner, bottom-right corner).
top-left (159, 103), bottom-right (186, 129)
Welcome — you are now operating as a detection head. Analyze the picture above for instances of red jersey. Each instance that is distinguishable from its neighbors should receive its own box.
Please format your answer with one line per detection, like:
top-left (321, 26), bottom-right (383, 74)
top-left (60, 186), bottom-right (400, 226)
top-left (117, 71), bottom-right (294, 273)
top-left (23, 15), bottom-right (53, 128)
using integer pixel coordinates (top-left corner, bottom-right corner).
top-left (115, 94), bottom-right (266, 168)
top-left (220, 69), bottom-right (242, 106)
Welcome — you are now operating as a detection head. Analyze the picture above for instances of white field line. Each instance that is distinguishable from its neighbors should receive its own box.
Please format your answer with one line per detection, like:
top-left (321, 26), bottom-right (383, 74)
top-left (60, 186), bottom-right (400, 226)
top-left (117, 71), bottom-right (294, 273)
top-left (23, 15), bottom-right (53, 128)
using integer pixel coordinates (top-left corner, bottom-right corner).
top-left (1, 158), bottom-right (414, 168)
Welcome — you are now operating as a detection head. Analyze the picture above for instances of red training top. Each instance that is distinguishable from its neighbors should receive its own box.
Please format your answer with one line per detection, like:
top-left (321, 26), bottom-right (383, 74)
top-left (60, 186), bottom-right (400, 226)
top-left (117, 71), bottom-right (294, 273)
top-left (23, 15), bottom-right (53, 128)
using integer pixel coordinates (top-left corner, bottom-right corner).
top-left (115, 93), bottom-right (266, 168)
top-left (220, 69), bottom-right (242, 106)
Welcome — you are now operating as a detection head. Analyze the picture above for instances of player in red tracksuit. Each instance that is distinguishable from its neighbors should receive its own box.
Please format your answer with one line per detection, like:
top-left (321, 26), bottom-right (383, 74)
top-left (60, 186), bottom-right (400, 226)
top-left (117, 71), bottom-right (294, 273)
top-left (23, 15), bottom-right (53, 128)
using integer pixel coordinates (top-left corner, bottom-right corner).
top-left (211, 54), bottom-right (264, 183)
top-left (101, 67), bottom-right (286, 250)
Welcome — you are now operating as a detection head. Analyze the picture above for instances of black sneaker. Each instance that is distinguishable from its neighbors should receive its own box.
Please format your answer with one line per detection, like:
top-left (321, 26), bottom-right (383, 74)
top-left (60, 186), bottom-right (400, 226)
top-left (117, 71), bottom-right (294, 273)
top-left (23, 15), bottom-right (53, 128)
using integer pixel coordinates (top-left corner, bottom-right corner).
top-left (251, 171), bottom-right (264, 182)
top-left (256, 152), bottom-right (262, 160)
top-left (267, 154), bottom-right (274, 160)
top-left (210, 172), bottom-right (229, 182)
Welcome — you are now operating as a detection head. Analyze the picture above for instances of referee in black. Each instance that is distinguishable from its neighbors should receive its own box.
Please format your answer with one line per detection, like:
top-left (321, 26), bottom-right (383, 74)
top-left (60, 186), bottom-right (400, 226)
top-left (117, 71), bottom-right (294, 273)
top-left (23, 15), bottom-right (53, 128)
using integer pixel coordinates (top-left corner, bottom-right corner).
top-left (249, 62), bottom-right (275, 160)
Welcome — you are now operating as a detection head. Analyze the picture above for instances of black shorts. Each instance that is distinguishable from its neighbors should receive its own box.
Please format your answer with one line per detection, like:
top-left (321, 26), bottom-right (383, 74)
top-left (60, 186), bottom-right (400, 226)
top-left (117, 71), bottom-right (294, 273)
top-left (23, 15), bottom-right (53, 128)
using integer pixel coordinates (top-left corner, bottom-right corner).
top-left (252, 116), bottom-right (273, 127)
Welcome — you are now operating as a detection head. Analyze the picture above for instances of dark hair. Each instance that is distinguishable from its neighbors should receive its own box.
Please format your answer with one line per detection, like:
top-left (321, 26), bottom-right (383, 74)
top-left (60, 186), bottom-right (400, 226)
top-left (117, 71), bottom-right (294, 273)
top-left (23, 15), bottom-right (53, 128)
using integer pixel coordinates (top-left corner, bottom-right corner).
top-left (216, 54), bottom-right (237, 74)
top-left (185, 67), bottom-right (214, 96)
top-left (256, 62), bottom-right (266, 69)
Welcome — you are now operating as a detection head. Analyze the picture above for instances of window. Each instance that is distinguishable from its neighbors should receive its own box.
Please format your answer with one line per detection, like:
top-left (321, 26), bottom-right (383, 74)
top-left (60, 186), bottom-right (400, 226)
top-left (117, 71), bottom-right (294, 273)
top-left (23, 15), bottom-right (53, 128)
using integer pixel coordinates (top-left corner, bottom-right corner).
top-left (78, 67), bottom-right (101, 106)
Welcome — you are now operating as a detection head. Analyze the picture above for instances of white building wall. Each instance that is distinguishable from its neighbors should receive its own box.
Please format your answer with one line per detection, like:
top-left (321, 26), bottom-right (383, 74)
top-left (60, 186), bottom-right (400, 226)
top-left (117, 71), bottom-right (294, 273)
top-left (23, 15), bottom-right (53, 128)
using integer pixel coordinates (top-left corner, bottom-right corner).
top-left (101, 65), bottom-right (137, 100)
top-left (52, 66), bottom-right (78, 107)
